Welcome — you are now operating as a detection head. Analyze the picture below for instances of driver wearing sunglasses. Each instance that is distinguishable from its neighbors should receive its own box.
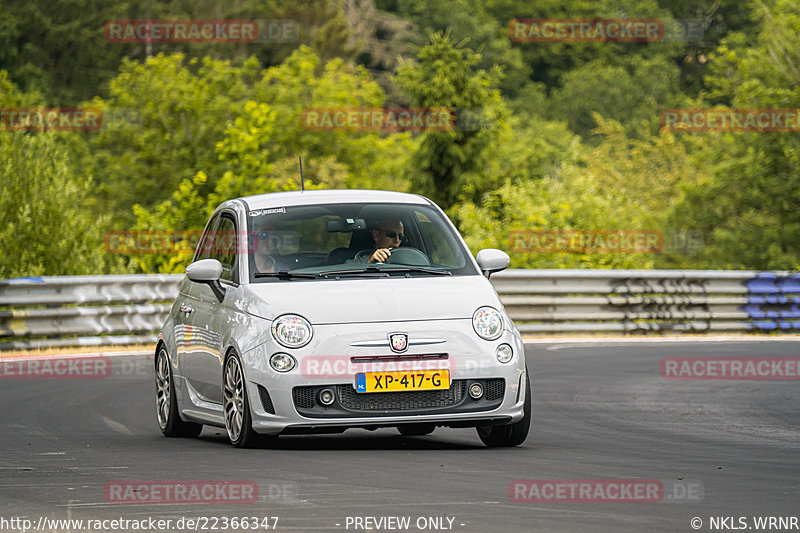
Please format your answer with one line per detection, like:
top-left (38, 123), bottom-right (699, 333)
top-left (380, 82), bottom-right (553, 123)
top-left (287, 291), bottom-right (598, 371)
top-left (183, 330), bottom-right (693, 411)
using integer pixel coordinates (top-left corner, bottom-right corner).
top-left (366, 218), bottom-right (405, 264)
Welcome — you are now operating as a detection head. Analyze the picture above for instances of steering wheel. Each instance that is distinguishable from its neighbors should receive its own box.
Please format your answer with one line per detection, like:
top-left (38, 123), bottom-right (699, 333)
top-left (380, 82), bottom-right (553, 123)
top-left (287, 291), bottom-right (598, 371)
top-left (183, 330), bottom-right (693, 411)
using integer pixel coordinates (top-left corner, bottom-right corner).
top-left (353, 247), bottom-right (430, 265)
top-left (353, 249), bottom-right (377, 262)
top-left (385, 247), bottom-right (430, 266)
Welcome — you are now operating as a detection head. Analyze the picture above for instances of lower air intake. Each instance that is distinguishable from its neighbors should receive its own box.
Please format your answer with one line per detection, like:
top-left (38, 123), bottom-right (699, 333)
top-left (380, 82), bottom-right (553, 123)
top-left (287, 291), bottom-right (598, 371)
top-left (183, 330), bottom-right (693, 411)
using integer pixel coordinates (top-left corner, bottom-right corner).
top-left (336, 381), bottom-right (466, 411)
top-left (257, 384), bottom-right (276, 414)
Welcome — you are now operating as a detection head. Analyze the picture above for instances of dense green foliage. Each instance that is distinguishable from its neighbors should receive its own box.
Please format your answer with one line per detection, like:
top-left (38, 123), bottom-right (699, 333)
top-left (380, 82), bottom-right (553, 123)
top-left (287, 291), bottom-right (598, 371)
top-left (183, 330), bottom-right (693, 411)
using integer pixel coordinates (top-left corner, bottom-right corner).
top-left (0, 130), bottom-right (110, 277)
top-left (1, 0), bottom-right (798, 276)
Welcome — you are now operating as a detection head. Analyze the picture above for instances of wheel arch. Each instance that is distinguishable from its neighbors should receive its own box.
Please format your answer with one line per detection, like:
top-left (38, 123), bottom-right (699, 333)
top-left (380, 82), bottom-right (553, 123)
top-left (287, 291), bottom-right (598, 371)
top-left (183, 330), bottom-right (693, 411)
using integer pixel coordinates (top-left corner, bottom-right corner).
top-left (220, 340), bottom-right (247, 381)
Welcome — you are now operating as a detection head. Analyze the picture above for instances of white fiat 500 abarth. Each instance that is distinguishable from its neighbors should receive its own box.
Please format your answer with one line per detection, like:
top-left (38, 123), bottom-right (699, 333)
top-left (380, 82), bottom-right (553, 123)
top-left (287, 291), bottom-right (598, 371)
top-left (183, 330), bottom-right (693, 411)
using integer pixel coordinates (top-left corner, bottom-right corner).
top-left (155, 190), bottom-right (530, 447)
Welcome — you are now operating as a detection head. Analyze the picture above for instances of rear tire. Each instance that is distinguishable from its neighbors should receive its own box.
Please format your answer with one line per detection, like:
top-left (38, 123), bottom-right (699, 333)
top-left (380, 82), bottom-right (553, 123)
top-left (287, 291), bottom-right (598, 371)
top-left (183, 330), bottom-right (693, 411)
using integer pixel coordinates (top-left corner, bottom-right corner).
top-left (155, 346), bottom-right (203, 438)
top-left (397, 423), bottom-right (435, 436)
top-left (476, 368), bottom-right (531, 447)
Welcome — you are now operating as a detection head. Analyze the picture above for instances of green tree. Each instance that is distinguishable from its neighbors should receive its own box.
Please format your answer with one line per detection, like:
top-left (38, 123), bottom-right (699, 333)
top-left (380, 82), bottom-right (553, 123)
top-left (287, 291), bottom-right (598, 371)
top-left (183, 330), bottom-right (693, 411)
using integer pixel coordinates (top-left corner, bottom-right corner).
top-left (672, 0), bottom-right (800, 269)
top-left (547, 55), bottom-right (682, 140)
top-left (0, 0), bottom-right (137, 103)
top-left (0, 0), bottom-right (363, 105)
top-left (0, 132), bottom-right (109, 277)
top-left (0, 69), bottom-right (43, 107)
top-left (262, 0), bottom-right (360, 66)
top-left (395, 32), bottom-right (506, 210)
top-left (487, 0), bottom-right (681, 87)
top-left (249, 45), bottom-right (412, 189)
top-left (129, 46), bottom-right (414, 273)
top-left (378, 0), bottom-right (530, 96)
top-left (453, 113), bottom-right (708, 269)
top-left (0, 70), bottom-right (112, 277)
top-left (88, 53), bottom-right (262, 227)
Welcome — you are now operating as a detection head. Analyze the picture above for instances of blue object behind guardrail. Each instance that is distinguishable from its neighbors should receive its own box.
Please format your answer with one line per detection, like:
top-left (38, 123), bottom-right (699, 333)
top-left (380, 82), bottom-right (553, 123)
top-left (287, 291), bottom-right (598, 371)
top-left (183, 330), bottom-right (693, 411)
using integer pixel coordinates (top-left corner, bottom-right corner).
top-left (745, 273), bottom-right (800, 329)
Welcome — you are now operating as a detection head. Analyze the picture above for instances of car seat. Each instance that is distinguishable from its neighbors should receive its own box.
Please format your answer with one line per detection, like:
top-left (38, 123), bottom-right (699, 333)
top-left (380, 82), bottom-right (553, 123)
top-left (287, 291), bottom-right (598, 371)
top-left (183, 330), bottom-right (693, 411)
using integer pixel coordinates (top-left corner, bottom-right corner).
top-left (327, 229), bottom-right (374, 264)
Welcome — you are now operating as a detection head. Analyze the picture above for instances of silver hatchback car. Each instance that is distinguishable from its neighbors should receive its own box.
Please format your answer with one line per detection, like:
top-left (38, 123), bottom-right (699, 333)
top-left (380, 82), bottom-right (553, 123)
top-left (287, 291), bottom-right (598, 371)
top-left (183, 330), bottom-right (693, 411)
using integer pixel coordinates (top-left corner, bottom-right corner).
top-left (155, 190), bottom-right (530, 447)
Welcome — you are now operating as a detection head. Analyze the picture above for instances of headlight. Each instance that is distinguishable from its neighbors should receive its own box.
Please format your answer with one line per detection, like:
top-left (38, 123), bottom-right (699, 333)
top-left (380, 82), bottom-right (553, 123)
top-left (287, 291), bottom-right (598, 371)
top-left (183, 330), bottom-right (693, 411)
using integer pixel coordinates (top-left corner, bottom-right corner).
top-left (269, 352), bottom-right (296, 372)
top-left (271, 314), bottom-right (312, 348)
top-left (472, 306), bottom-right (503, 340)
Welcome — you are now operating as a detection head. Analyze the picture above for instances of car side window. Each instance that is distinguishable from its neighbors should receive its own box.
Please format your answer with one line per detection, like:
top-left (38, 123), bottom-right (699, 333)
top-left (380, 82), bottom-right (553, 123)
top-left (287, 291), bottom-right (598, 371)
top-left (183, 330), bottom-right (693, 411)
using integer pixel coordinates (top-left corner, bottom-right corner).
top-left (209, 215), bottom-right (238, 283)
top-left (195, 213), bottom-right (220, 261)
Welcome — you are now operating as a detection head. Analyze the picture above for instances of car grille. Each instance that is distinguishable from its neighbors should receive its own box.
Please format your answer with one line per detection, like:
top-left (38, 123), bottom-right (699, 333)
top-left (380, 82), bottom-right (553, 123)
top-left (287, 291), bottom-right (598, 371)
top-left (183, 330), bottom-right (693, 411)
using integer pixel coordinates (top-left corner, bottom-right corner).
top-left (291, 378), bottom-right (505, 418)
top-left (336, 381), bottom-right (466, 411)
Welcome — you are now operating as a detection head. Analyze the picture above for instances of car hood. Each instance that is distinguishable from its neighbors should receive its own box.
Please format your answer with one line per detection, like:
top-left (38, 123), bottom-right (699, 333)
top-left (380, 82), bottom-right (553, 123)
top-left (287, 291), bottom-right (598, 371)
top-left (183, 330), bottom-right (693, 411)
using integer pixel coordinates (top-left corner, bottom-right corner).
top-left (239, 275), bottom-right (501, 324)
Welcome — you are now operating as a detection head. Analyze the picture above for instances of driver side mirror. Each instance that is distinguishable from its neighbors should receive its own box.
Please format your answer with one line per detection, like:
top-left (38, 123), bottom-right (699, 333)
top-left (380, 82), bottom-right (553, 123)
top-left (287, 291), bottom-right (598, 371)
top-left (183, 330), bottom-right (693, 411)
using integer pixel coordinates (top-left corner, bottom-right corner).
top-left (186, 259), bottom-right (226, 302)
top-left (475, 249), bottom-right (510, 278)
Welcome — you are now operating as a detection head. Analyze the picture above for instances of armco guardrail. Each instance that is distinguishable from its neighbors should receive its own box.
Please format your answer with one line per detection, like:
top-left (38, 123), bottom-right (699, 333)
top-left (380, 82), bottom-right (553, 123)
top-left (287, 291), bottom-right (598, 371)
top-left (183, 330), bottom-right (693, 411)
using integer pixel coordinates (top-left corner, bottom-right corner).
top-left (0, 274), bottom-right (182, 350)
top-left (1, 269), bottom-right (798, 349)
top-left (493, 269), bottom-right (799, 334)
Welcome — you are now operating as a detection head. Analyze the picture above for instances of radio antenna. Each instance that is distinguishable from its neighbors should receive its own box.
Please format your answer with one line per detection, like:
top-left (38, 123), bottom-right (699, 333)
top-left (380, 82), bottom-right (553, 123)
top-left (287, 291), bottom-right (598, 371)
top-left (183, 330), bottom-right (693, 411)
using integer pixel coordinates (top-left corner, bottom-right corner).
top-left (299, 155), bottom-right (305, 191)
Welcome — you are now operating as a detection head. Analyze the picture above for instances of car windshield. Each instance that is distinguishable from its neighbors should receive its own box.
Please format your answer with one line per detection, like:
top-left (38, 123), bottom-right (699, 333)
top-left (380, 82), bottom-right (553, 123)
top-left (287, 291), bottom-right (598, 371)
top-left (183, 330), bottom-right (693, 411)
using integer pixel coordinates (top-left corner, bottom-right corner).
top-left (246, 202), bottom-right (477, 282)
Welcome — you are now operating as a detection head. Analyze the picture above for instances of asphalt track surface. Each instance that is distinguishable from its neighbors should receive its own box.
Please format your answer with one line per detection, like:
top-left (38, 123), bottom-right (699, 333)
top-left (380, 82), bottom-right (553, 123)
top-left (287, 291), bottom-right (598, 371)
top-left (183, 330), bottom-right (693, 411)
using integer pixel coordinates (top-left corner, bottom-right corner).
top-left (1, 340), bottom-right (798, 533)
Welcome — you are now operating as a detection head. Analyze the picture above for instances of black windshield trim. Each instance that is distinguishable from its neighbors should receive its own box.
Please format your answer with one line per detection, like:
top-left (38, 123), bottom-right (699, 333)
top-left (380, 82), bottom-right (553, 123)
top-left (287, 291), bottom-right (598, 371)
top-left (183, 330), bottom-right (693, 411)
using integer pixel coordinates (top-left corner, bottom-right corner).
top-left (253, 269), bottom-right (317, 279)
top-left (323, 266), bottom-right (451, 277)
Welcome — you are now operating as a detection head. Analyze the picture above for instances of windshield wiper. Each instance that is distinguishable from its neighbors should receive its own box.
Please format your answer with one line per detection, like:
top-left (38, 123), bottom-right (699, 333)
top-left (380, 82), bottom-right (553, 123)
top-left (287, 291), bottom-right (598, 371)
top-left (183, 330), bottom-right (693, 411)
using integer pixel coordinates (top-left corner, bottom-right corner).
top-left (254, 269), bottom-right (318, 279)
top-left (380, 266), bottom-right (452, 276)
top-left (324, 265), bottom-right (451, 277)
top-left (256, 266), bottom-right (452, 279)
top-left (319, 266), bottom-right (390, 278)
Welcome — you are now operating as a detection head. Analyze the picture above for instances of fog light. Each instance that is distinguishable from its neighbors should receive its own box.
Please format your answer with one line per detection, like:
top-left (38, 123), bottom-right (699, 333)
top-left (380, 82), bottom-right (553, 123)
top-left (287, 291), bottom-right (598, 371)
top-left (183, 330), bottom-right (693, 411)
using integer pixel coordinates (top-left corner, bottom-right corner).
top-left (318, 388), bottom-right (335, 406)
top-left (469, 383), bottom-right (484, 399)
top-left (495, 344), bottom-right (513, 363)
top-left (269, 353), bottom-right (296, 372)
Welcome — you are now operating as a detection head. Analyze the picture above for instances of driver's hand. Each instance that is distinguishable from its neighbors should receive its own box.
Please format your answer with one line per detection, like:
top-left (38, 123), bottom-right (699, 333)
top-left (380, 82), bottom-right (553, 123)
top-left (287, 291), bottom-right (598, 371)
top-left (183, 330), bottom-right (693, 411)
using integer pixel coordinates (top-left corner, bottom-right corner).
top-left (368, 248), bottom-right (392, 263)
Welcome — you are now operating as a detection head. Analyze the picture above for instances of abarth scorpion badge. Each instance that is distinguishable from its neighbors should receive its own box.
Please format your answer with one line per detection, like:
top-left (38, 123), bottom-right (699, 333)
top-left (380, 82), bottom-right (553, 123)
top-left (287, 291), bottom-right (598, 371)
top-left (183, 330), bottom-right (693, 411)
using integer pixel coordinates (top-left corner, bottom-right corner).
top-left (389, 332), bottom-right (408, 353)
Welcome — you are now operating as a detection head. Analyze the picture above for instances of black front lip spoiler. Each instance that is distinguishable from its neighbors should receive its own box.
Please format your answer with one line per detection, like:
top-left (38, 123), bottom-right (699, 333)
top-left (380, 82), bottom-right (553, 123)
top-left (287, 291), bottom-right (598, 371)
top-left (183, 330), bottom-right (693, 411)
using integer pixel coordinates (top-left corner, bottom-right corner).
top-left (276, 416), bottom-right (513, 435)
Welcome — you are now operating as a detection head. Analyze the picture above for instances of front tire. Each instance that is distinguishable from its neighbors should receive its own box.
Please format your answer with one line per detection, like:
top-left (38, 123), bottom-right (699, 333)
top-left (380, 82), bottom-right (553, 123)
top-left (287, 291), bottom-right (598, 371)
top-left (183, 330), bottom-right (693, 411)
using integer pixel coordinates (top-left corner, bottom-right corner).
top-left (155, 346), bottom-right (203, 438)
top-left (476, 368), bottom-right (531, 447)
top-left (223, 354), bottom-right (266, 448)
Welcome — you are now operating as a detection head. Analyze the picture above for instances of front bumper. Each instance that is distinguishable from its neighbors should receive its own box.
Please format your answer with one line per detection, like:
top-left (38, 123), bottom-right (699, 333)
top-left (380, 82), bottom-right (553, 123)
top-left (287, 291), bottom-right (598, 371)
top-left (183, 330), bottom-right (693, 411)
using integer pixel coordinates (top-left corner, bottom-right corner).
top-left (239, 319), bottom-right (526, 435)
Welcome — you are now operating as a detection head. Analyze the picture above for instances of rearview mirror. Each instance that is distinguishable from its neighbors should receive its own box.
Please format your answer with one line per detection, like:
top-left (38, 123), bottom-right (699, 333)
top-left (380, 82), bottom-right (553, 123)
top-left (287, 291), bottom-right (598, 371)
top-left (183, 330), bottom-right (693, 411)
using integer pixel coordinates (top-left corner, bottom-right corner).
top-left (475, 249), bottom-right (510, 278)
top-left (186, 259), bottom-right (226, 302)
top-left (327, 218), bottom-right (367, 232)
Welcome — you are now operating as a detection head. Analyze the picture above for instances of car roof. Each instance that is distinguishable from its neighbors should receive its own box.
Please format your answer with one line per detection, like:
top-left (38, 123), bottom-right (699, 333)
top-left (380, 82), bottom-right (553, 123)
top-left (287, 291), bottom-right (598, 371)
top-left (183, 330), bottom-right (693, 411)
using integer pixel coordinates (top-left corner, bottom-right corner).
top-left (236, 189), bottom-right (432, 210)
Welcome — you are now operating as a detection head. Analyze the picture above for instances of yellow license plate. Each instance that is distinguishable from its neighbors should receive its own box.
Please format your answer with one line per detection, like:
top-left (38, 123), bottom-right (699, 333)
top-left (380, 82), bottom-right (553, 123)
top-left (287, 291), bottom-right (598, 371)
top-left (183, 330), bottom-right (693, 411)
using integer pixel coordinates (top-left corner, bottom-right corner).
top-left (355, 369), bottom-right (450, 393)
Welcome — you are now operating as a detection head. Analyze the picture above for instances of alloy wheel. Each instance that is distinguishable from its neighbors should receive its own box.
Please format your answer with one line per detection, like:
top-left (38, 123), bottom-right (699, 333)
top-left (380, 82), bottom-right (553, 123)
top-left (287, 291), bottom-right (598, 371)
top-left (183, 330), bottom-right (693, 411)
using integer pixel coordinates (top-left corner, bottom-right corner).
top-left (155, 348), bottom-right (171, 430)
top-left (223, 356), bottom-right (245, 442)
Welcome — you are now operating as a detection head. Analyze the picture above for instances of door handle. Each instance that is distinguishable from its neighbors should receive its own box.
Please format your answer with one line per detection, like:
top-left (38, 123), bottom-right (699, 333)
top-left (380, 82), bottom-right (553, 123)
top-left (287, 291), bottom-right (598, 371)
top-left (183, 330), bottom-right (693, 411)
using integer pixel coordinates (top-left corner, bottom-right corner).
top-left (180, 304), bottom-right (194, 314)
